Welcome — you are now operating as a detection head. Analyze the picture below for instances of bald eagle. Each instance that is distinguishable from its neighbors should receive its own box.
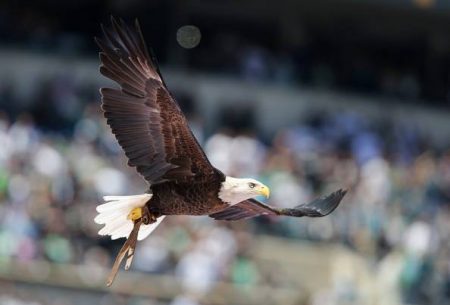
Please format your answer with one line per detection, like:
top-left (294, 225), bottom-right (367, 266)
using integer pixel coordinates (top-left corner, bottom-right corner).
top-left (95, 17), bottom-right (347, 286)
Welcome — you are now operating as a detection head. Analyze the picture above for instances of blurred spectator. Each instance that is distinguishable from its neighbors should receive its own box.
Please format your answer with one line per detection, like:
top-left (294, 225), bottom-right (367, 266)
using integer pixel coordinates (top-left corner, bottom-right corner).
top-left (0, 4), bottom-right (450, 301)
top-left (0, 85), bottom-right (449, 304)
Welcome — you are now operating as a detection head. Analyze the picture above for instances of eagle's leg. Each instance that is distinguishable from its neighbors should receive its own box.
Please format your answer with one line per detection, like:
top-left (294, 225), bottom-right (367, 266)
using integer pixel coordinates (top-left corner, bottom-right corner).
top-left (106, 206), bottom-right (156, 286)
top-left (106, 219), bottom-right (141, 286)
top-left (140, 205), bottom-right (158, 224)
top-left (124, 206), bottom-right (156, 270)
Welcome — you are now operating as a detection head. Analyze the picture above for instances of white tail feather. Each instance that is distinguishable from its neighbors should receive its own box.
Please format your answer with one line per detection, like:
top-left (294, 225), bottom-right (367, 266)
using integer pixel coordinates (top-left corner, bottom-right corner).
top-left (95, 193), bottom-right (165, 241)
top-left (97, 194), bottom-right (151, 212)
top-left (137, 216), bottom-right (166, 240)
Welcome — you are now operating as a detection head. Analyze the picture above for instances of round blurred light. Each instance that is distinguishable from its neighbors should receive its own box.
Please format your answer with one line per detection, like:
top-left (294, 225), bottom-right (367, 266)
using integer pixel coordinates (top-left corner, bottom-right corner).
top-left (93, 167), bottom-right (127, 195)
top-left (176, 25), bottom-right (201, 49)
top-left (404, 221), bottom-right (432, 256)
top-left (33, 145), bottom-right (65, 178)
top-left (413, 0), bottom-right (435, 9)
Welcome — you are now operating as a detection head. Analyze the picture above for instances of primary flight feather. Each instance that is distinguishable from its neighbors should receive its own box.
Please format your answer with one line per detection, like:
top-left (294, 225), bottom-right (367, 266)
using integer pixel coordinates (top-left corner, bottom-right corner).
top-left (95, 17), bottom-right (347, 286)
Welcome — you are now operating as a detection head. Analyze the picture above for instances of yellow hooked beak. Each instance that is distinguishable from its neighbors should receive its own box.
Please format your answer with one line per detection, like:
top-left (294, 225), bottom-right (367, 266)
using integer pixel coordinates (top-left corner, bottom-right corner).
top-left (258, 185), bottom-right (270, 198)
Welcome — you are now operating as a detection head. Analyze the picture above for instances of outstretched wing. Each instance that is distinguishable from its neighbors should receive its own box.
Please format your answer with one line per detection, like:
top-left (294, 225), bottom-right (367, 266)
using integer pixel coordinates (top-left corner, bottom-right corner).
top-left (209, 189), bottom-right (347, 221)
top-left (96, 17), bottom-right (216, 185)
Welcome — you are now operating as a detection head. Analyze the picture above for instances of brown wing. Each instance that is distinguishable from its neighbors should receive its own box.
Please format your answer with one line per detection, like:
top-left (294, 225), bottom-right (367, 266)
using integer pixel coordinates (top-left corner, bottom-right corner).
top-left (209, 198), bottom-right (277, 221)
top-left (210, 189), bottom-right (347, 221)
top-left (96, 17), bottom-right (215, 185)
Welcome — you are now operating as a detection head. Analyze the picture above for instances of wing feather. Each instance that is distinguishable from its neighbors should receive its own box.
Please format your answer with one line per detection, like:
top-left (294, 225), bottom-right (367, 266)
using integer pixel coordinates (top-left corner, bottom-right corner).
top-left (210, 189), bottom-right (347, 221)
top-left (97, 17), bottom-right (215, 184)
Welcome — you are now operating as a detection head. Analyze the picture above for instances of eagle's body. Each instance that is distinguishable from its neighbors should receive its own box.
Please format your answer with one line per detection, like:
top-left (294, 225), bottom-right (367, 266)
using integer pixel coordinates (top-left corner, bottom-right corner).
top-left (95, 17), bottom-right (347, 286)
top-left (148, 171), bottom-right (227, 215)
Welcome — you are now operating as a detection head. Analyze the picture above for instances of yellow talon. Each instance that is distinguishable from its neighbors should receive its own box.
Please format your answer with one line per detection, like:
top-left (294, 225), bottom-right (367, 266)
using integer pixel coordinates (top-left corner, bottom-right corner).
top-left (127, 207), bottom-right (142, 221)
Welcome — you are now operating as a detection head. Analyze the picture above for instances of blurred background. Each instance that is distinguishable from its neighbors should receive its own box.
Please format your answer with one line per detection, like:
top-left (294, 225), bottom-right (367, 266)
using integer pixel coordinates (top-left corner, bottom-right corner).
top-left (1, 0), bottom-right (450, 304)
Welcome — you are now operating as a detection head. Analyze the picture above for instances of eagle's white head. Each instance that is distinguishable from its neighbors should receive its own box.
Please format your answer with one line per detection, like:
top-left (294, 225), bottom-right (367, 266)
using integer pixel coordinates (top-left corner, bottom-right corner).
top-left (218, 176), bottom-right (270, 205)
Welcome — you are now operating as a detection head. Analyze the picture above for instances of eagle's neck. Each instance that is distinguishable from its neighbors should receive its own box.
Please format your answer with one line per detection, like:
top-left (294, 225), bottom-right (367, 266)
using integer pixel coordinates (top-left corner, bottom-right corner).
top-left (218, 176), bottom-right (250, 205)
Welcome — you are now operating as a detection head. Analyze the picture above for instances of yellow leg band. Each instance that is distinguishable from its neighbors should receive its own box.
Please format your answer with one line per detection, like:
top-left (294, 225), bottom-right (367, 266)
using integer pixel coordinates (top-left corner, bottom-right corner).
top-left (127, 207), bottom-right (142, 221)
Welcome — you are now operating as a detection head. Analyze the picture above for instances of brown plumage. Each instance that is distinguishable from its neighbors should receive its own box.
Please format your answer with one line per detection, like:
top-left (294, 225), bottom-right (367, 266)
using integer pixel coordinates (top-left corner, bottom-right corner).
top-left (95, 17), bottom-right (347, 286)
top-left (96, 17), bottom-right (229, 216)
top-left (209, 189), bottom-right (347, 220)
top-left (96, 18), bottom-right (216, 186)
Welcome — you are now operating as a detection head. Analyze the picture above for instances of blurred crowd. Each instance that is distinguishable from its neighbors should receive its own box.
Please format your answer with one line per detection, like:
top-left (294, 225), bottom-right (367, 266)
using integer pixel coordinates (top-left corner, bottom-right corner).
top-left (1, 1), bottom-right (450, 305)
top-left (0, 2), bottom-right (446, 104)
top-left (0, 72), bottom-right (449, 305)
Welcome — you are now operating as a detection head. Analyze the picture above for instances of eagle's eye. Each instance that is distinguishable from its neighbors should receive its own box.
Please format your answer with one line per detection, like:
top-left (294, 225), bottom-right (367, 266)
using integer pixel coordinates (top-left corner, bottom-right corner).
top-left (248, 182), bottom-right (256, 189)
